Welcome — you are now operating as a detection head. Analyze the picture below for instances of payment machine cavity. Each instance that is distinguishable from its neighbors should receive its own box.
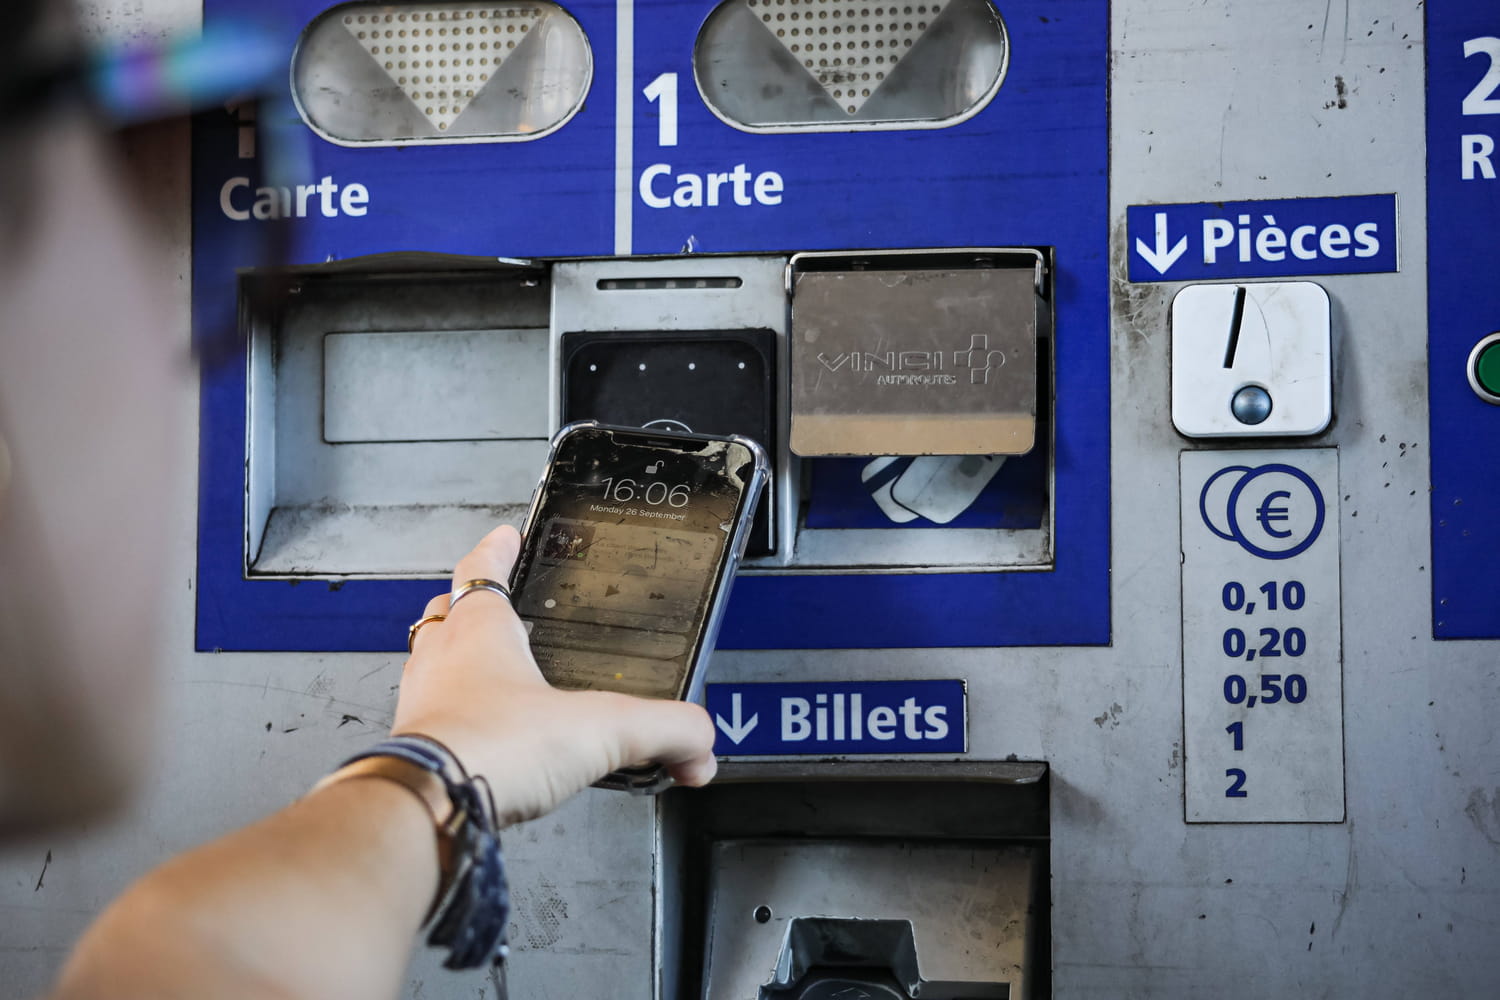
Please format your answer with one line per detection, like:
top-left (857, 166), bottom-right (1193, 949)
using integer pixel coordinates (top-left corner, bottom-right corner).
top-left (193, 2), bottom-right (1107, 998)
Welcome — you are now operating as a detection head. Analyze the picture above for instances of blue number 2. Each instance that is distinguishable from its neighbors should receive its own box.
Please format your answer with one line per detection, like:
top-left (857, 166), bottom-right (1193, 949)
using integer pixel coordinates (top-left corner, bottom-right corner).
top-left (1225, 768), bottom-right (1248, 798)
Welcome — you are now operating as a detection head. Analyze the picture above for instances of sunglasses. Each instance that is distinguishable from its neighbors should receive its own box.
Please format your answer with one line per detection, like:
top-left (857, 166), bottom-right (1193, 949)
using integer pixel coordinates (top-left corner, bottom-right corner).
top-left (0, 21), bottom-right (309, 369)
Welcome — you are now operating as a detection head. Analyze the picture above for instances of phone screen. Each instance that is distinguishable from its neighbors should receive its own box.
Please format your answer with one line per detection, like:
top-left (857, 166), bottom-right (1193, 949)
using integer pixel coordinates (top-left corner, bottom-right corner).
top-left (512, 427), bottom-right (758, 700)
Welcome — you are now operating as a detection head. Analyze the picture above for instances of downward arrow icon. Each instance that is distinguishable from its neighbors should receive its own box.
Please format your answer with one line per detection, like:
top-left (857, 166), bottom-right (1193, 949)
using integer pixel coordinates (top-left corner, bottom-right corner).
top-left (1135, 212), bottom-right (1188, 275)
top-left (714, 693), bottom-right (759, 745)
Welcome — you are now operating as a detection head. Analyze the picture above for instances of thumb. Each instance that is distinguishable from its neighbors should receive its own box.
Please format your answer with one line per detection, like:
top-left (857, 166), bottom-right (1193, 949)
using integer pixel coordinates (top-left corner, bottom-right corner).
top-left (591, 693), bottom-right (719, 788)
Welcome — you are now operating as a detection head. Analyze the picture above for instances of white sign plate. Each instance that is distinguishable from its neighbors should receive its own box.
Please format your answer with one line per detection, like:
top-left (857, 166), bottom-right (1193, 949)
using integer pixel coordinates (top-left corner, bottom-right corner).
top-left (1181, 449), bottom-right (1345, 822)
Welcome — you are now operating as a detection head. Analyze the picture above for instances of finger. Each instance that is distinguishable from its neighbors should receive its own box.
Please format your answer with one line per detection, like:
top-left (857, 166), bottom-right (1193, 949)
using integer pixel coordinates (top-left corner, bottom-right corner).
top-left (664, 750), bottom-right (718, 788)
top-left (446, 523), bottom-right (538, 676)
top-left (403, 593), bottom-right (451, 661)
top-left (596, 695), bottom-right (719, 788)
top-left (451, 523), bottom-right (521, 594)
top-left (448, 526), bottom-right (524, 625)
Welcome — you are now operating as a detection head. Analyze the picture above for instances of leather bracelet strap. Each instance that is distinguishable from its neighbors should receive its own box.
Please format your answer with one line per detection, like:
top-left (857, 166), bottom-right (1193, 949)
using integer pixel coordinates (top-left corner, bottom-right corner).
top-left (309, 755), bottom-right (460, 923)
top-left (315, 735), bottom-right (510, 969)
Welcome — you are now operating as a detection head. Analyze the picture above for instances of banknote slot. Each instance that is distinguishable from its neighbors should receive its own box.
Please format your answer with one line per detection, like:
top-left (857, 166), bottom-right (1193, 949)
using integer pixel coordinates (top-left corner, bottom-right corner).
top-left (657, 763), bottom-right (1049, 1000)
top-left (595, 277), bottom-right (744, 290)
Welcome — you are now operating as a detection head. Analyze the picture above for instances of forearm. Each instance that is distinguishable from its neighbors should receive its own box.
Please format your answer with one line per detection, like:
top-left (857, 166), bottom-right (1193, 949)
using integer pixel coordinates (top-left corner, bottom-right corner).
top-left (52, 777), bottom-right (439, 1000)
top-left (48, 521), bottom-right (719, 998)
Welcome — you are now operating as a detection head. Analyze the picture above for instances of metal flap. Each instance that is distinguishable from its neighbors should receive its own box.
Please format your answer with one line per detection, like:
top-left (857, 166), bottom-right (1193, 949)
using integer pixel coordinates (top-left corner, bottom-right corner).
top-left (789, 252), bottom-right (1040, 456)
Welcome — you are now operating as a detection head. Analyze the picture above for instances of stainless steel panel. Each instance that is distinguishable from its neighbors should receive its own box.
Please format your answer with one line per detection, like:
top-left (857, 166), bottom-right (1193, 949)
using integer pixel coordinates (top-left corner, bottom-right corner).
top-left (703, 840), bottom-right (1035, 1000)
top-left (789, 265), bottom-right (1038, 457)
top-left (323, 329), bottom-right (549, 443)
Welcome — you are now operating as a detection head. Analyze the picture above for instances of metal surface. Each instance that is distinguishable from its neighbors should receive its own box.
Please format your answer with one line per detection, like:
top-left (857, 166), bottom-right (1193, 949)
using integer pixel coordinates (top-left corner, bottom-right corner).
top-left (554, 255), bottom-right (1052, 573)
top-left (292, 2), bottom-right (593, 145)
top-left (1180, 449), bottom-right (1345, 822)
top-left (248, 268), bottom-right (550, 577)
top-left (702, 840), bottom-right (1035, 1000)
top-left (707, 759), bottom-right (1047, 785)
top-left (551, 256), bottom-right (797, 566)
top-left (656, 766), bottom-right (1049, 1000)
top-left (322, 329), bottom-right (550, 443)
top-left (693, 0), bottom-right (1009, 130)
top-left (1170, 281), bottom-right (1332, 438)
top-left (789, 262), bottom-right (1038, 457)
top-left (768, 972), bottom-right (914, 1000)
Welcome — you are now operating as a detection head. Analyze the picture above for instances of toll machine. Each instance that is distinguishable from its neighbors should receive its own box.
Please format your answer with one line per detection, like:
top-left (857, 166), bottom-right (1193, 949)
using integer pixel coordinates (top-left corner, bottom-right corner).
top-left (161, 0), bottom-right (1500, 998)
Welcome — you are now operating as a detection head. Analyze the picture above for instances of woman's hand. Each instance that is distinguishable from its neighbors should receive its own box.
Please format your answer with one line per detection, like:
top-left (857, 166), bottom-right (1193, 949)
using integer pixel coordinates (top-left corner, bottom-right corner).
top-left (389, 524), bottom-right (718, 826)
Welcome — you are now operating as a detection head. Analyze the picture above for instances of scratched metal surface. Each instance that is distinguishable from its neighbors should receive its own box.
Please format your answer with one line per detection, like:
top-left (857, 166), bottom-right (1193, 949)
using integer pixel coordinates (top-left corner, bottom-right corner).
top-left (2, 1), bottom-right (1497, 999)
top-left (709, 0), bottom-right (1497, 995)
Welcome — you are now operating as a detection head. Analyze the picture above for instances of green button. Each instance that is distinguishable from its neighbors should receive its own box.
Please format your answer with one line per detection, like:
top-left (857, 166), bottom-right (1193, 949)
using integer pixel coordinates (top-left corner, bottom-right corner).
top-left (1478, 341), bottom-right (1500, 396)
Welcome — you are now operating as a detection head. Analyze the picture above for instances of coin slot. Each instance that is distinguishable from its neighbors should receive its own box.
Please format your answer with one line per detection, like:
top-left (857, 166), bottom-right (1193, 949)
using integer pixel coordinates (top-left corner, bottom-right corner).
top-left (1222, 284), bottom-right (1247, 369)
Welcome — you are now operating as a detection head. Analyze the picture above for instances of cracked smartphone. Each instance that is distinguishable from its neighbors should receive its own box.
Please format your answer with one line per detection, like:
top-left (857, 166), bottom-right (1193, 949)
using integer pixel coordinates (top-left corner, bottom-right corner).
top-left (509, 422), bottom-right (768, 793)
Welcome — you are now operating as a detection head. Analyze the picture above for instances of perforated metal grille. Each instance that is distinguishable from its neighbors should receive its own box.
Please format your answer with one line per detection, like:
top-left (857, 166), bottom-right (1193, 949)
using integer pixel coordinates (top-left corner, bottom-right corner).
top-left (746, 0), bottom-right (943, 115)
top-left (341, 4), bottom-right (543, 132)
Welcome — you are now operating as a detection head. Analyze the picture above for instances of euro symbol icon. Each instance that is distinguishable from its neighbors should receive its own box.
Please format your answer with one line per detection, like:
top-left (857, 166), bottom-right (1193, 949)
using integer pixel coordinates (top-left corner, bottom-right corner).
top-left (1198, 463), bottom-right (1326, 560)
top-left (1255, 490), bottom-right (1293, 538)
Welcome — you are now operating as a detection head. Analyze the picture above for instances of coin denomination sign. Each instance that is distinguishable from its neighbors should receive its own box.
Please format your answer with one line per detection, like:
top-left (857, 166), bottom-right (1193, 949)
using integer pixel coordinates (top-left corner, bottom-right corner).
top-left (1181, 449), bottom-right (1345, 823)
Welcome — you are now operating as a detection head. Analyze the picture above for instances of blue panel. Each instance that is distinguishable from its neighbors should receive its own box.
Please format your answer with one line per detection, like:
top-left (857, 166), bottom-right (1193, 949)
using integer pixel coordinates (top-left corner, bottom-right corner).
top-left (706, 681), bottom-right (966, 756)
top-left (195, 0), bottom-right (1110, 651)
top-left (802, 448), bottom-right (1048, 530)
top-left (1125, 195), bottom-right (1398, 283)
top-left (1427, 9), bottom-right (1500, 639)
top-left (200, 0), bottom-right (619, 258)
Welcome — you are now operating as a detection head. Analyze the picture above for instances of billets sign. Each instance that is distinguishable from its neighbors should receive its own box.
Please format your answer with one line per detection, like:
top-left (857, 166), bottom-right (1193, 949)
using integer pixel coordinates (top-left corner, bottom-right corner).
top-left (707, 680), bottom-right (966, 756)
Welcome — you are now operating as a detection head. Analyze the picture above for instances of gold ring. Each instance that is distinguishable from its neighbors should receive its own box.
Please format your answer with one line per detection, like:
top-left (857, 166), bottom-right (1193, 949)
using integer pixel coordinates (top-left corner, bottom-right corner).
top-left (450, 578), bottom-right (512, 610)
top-left (406, 614), bottom-right (447, 653)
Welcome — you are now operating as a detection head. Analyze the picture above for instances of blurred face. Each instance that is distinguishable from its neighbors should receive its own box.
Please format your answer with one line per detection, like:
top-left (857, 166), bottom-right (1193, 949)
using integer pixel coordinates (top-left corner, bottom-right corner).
top-left (0, 106), bottom-right (181, 833)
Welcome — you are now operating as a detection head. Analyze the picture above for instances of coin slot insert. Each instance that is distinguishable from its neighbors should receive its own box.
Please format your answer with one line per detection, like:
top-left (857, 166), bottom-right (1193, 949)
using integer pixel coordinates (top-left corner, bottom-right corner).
top-left (1223, 285), bottom-right (1247, 369)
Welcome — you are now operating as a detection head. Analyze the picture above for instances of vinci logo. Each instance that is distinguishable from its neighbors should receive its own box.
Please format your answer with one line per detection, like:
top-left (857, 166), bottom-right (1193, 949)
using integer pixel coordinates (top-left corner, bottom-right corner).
top-left (816, 335), bottom-right (1006, 385)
